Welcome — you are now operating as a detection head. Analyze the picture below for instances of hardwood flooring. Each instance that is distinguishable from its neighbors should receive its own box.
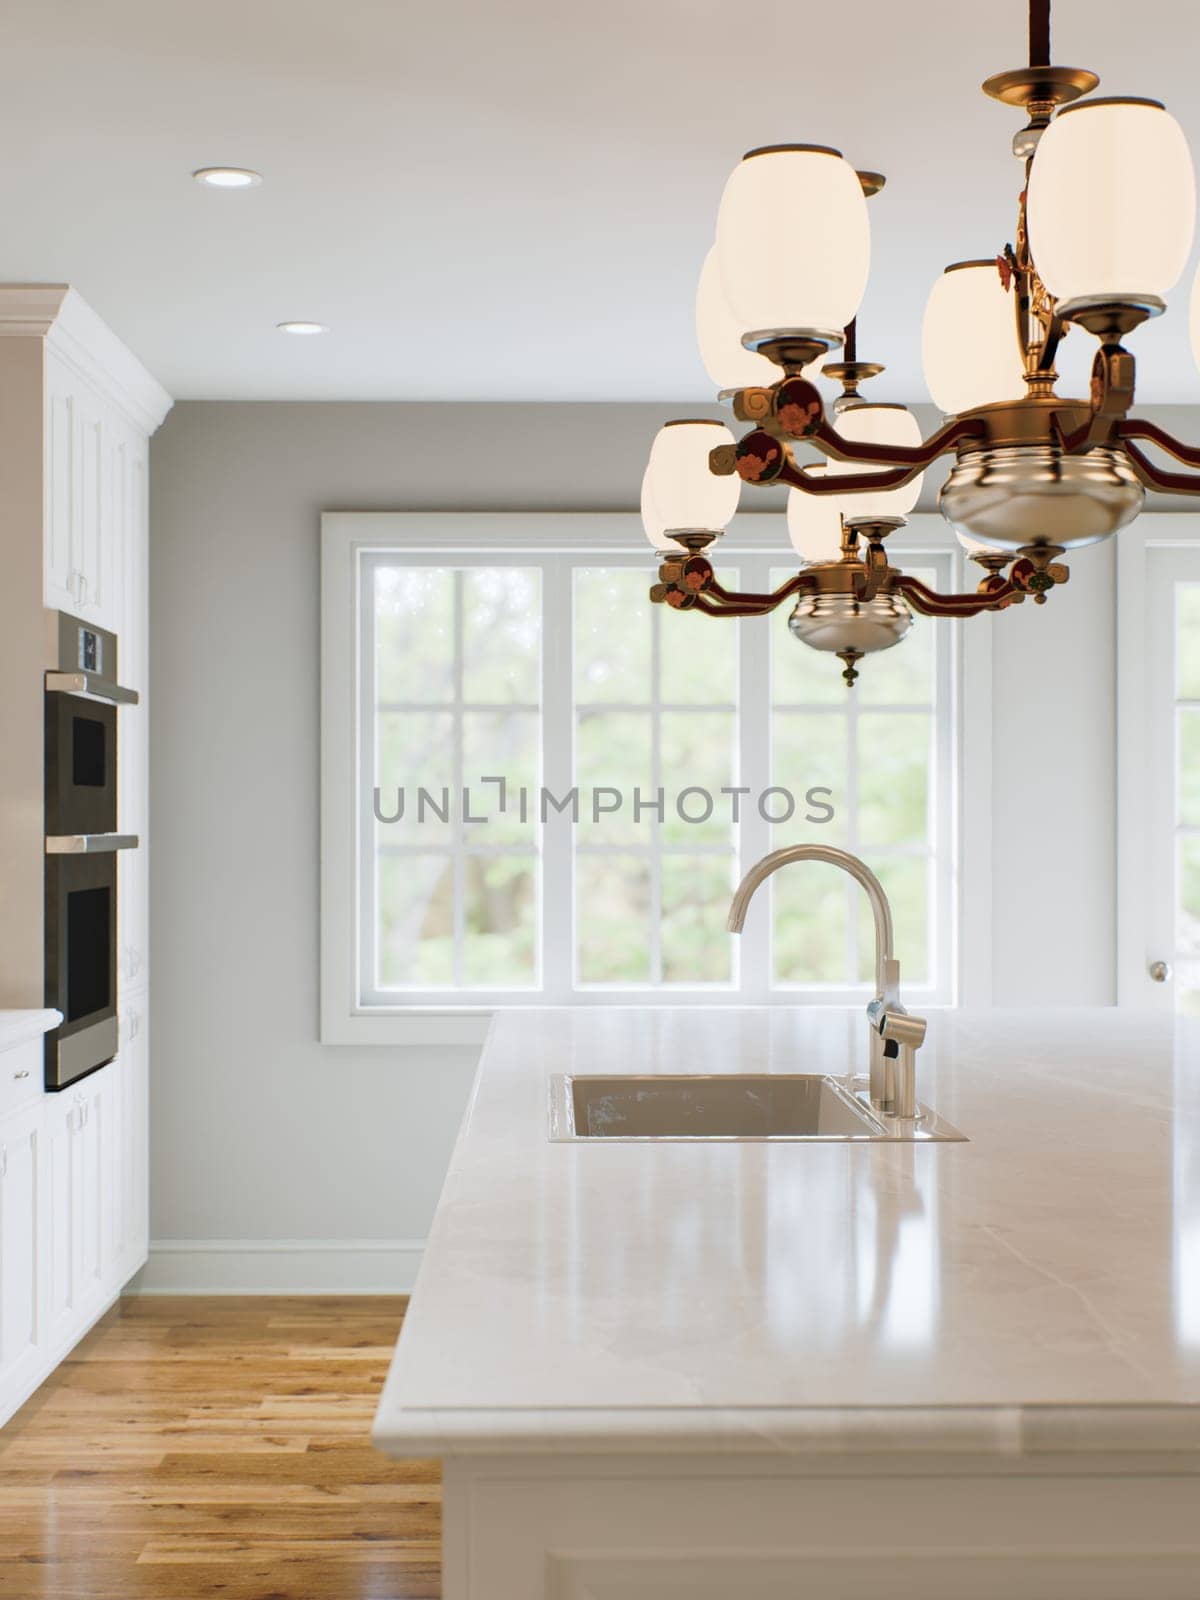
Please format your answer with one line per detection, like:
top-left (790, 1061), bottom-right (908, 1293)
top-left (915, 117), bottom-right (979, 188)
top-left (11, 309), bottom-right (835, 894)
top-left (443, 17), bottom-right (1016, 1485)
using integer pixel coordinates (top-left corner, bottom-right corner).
top-left (0, 1295), bottom-right (440, 1599)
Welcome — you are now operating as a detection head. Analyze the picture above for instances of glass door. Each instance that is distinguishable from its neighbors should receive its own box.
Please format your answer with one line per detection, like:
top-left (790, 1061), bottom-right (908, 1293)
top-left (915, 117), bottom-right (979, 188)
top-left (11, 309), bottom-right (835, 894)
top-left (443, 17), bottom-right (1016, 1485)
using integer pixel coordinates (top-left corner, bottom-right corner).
top-left (1129, 543), bottom-right (1200, 1010)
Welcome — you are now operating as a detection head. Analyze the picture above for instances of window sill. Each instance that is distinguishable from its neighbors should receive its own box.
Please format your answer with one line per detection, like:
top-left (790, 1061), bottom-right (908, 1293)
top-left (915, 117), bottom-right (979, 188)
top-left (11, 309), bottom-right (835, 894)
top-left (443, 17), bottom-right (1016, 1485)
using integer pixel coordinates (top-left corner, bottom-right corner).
top-left (321, 1010), bottom-right (494, 1048)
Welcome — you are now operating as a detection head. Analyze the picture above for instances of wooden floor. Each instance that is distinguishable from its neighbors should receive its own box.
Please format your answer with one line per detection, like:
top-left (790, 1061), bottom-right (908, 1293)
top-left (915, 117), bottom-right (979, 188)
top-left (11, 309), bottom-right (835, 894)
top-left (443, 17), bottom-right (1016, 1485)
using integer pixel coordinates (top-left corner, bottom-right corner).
top-left (0, 1296), bottom-right (440, 1599)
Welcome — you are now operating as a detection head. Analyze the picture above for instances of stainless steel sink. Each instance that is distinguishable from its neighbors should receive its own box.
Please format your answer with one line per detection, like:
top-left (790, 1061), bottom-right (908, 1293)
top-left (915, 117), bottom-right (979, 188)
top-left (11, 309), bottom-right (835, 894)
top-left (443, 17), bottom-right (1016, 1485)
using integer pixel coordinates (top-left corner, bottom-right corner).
top-left (549, 1074), bottom-right (966, 1143)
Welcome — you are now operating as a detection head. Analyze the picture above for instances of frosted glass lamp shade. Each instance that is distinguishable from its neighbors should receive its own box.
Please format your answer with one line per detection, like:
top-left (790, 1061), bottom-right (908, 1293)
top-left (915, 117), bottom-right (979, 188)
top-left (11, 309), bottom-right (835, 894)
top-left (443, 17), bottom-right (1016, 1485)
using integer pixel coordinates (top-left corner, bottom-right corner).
top-left (640, 468), bottom-right (682, 551)
top-left (922, 262), bottom-right (1026, 415)
top-left (695, 248), bottom-right (779, 390)
top-left (1027, 99), bottom-right (1196, 303)
top-left (640, 421), bottom-right (739, 548)
top-left (787, 479), bottom-right (845, 564)
top-left (828, 404), bottom-right (923, 519)
top-left (715, 146), bottom-right (870, 334)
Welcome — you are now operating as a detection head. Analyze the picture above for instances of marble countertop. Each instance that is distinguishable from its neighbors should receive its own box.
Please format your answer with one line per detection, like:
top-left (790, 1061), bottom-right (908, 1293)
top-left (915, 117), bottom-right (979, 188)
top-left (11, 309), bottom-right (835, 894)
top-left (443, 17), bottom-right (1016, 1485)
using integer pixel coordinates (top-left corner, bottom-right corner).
top-left (375, 1006), bottom-right (1200, 1459)
top-left (0, 1008), bottom-right (61, 1052)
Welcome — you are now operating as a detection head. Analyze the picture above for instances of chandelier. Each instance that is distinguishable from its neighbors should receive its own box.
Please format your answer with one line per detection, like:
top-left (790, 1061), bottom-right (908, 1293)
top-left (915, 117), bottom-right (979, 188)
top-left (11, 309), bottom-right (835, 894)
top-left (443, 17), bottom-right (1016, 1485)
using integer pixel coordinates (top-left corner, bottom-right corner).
top-left (642, 0), bottom-right (1200, 684)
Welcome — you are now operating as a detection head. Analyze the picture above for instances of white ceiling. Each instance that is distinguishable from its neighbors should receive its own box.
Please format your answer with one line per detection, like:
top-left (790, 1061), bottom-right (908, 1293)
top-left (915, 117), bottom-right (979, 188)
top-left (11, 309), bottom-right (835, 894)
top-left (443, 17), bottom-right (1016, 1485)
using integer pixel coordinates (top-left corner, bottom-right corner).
top-left (4, 0), bottom-right (1200, 402)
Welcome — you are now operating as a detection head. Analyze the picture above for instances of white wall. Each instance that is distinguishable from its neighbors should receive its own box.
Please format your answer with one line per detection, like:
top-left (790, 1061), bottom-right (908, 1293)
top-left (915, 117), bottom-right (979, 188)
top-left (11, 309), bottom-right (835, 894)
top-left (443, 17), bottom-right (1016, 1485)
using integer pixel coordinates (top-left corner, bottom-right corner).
top-left (988, 538), bottom-right (1116, 1004)
top-left (144, 400), bottom-right (1139, 1289)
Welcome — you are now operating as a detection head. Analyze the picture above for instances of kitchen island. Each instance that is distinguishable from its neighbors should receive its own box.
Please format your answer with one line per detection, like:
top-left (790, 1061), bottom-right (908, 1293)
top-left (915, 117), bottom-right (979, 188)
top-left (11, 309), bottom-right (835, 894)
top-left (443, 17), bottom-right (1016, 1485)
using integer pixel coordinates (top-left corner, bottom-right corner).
top-left (374, 1007), bottom-right (1200, 1597)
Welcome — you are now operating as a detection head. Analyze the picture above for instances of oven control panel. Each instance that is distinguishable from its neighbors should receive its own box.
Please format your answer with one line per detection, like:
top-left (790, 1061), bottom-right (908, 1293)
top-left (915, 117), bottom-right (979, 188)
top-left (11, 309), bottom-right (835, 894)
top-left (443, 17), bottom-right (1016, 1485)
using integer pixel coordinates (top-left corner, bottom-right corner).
top-left (76, 625), bottom-right (102, 674)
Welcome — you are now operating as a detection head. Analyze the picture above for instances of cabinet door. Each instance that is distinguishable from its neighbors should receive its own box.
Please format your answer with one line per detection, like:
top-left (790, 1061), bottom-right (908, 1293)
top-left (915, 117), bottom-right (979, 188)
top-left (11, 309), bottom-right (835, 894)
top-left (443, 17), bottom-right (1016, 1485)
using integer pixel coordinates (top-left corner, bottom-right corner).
top-left (74, 386), bottom-right (121, 630)
top-left (118, 1001), bottom-right (149, 1276)
top-left (118, 848), bottom-right (148, 993)
top-left (75, 1075), bottom-right (106, 1315)
top-left (0, 1101), bottom-right (47, 1415)
top-left (43, 352), bottom-right (125, 628)
top-left (117, 719), bottom-right (148, 992)
top-left (103, 1052), bottom-right (126, 1276)
top-left (43, 367), bottom-right (76, 612)
top-left (44, 1092), bottom-right (77, 1351)
top-left (115, 433), bottom-right (149, 694)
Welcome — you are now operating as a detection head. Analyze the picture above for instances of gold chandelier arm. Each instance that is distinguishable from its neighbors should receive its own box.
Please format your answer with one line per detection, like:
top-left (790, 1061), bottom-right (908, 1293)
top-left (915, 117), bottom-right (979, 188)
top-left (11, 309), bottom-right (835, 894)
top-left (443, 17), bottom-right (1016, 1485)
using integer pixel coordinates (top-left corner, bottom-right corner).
top-left (706, 572), bottom-right (816, 609)
top-left (725, 379), bottom-right (982, 490)
top-left (1117, 418), bottom-right (1200, 470)
top-left (778, 456), bottom-right (919, 497)
top-left (1052, 410), bottom-right (1114, 454)
top-left (812, 413), bottom-right (983, 468)
top-left (651, 556), bottom-right (821, 618)
top-left (1121, 438), bottom-right (1200, 497)
top-left (896, 571), bottom-right (1031, 618)
top-left (690, 594), bottom-right (787, 618)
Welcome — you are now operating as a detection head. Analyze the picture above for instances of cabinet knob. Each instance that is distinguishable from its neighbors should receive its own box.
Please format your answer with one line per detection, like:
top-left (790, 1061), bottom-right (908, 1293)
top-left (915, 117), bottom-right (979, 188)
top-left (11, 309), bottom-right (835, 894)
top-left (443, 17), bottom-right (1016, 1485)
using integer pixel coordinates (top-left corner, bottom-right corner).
top-left (1150, 960), bottom-right (1173, 984)
top-left (14, 1069), bottom-right (29, 1080)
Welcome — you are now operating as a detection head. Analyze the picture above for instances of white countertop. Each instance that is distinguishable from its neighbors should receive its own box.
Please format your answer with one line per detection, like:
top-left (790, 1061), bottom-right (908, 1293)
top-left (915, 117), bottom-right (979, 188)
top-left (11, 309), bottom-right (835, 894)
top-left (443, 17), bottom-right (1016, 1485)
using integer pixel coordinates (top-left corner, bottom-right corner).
top-left (0, 1008), bottom-right (61, 1052)
top-left (375, 1006), bottom-right (1200, 1459)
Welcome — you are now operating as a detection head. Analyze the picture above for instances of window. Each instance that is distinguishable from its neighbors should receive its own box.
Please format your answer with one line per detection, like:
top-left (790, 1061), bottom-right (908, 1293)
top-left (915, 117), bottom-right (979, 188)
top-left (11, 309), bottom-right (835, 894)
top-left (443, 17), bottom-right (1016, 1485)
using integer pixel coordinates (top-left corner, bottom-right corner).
top-left (1120, 528), bottom-right (1200, 1010)
top-left (322, 514), bottom-right (965, 1043)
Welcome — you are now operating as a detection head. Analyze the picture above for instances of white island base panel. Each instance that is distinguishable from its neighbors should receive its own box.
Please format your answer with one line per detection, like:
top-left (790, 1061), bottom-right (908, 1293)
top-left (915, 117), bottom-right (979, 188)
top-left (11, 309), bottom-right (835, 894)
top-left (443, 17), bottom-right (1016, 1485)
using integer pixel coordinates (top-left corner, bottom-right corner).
top-left (442, 1452), bottom-right (1200, 1599)
top-left (375, 1007), bottom-right (1200, 1597)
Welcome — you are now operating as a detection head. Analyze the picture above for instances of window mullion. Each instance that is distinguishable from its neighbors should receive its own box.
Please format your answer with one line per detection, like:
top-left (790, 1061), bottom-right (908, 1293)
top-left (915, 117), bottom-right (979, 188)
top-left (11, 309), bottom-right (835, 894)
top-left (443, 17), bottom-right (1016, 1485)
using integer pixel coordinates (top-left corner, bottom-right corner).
top-left (452, 570), bottom-right (465, 987)
top-left (650, 601), bottom-right (663, 985)
top-left (845, 643), bottom-right (860, 984)
top-left (542, 558), bottom-right (573, 1000)
top-left (739, 553), bottom-right (772, 1002)
top-left (360, 555), bottom-right (379, 1001)
top-left (936, 552), bottom-right (955, 1001)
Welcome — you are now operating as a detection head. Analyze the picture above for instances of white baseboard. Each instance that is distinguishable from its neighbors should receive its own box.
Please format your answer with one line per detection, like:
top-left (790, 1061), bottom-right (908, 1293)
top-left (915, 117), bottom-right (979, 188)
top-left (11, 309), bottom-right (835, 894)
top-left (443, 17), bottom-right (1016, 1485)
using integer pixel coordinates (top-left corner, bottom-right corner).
top-left (128, 1237), bottom-right (425, 1295)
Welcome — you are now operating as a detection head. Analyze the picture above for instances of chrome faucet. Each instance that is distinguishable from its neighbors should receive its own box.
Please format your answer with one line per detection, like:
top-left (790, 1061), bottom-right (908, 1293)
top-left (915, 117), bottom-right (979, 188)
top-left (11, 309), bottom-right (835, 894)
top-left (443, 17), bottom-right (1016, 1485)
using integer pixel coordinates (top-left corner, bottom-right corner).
top-left (726, 844), bottom-right (927, 1119)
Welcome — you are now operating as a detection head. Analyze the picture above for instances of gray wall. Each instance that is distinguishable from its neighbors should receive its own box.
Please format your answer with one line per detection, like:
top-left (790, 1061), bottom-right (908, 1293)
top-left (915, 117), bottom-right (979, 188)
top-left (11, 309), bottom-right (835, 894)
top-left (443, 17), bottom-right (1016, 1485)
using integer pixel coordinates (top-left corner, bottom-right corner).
top-left (147, 400), bottom-right (1124, 1268)
top-left (147, 402), bottom-right (684, 1264)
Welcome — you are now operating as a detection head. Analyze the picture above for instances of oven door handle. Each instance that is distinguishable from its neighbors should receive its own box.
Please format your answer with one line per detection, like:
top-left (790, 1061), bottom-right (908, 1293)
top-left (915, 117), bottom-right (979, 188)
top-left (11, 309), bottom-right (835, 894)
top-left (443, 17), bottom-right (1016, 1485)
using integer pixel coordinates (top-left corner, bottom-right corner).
top-left (45, 670), bottom-right (139, 706)
top-left (45, 834), bottom-right (140, 855)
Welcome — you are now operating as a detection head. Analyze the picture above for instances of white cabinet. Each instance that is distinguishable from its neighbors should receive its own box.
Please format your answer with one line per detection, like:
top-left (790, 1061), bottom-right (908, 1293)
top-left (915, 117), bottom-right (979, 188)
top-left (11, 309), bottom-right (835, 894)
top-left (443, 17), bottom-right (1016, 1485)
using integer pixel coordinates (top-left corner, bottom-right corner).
top-left (117, 1000), bottom-right (149, 1276)
top-left (74, 384), bottom-right (110, 627)
top-left (118, 847), bottom-right (148, 993)
top-left (3, 1039), bottom-right (147, 1427)
top-left (0, 1100), bottom-right (47, 1418)
top-left (43, 1071), bottom-right (110, 1354)
top-left (118, 704), bottom-right (148, 994)
top-left (0, 1038), bottom-right (41, 1123)
top-left (43, 370), bottom-right (76, 612)
top-left (44, 1090), bottom-right (77, 1351)
top-left (0, 288), bottom-right (165, 1430)
top-left (114, 402), bottom-right (150, 994)
top-left (74, 1073), bottom-right (107, 1317)
top-left (42, 349), bottom-right (147, 634)
top-left (104, 1002), bottom-right (148, 1279)
top-left (43, 351), bottom-right (114, 623)
top-left (115, 435), bottom-right (149, 694)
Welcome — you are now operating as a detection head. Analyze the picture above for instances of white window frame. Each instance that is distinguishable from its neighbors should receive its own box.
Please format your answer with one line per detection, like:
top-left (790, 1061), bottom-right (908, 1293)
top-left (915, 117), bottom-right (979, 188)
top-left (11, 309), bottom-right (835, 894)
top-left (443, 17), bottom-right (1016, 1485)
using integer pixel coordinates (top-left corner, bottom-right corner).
top-left (322, 511), bottom-right (991, 1045)
top-left (1115, 515), bottom-right (1200, 1008)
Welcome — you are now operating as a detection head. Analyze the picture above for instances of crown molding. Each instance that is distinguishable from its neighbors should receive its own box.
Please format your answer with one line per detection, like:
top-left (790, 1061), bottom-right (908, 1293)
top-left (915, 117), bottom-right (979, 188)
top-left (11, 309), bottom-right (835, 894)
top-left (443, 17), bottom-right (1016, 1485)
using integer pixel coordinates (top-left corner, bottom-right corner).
top-left (0, 283), bottom-right (173, 436)
top-left (0, 283), bottom-right (71, 337)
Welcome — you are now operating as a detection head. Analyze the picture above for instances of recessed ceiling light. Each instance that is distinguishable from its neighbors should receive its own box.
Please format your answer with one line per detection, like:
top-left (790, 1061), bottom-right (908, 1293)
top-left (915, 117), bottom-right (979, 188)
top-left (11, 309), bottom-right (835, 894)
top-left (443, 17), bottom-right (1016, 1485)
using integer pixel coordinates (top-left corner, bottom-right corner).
top-left (193, 167), bottom-right (262, 189)
top-left (276, 321), bottom-right (329, 335)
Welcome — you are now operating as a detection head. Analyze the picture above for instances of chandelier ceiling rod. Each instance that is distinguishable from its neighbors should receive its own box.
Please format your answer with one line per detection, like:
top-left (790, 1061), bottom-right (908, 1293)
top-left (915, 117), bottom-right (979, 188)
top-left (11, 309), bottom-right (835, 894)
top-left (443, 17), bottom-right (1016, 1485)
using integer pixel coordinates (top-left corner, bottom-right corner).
top-left (1029, 0), bottom-right (1050, 70)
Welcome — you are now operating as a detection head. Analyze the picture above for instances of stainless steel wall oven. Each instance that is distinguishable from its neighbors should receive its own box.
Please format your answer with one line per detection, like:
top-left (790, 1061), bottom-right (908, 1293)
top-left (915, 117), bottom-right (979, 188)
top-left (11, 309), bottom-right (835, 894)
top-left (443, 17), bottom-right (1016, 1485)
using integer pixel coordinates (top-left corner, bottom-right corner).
top-left (43, 612), bottom-right (139, 1091)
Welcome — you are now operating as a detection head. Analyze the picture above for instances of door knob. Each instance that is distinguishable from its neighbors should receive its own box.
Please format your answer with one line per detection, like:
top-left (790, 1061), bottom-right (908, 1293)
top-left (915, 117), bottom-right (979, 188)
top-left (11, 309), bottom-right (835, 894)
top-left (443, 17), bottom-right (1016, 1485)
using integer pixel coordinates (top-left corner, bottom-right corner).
top-left (1149, 960), bottom-right (1172, 984)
